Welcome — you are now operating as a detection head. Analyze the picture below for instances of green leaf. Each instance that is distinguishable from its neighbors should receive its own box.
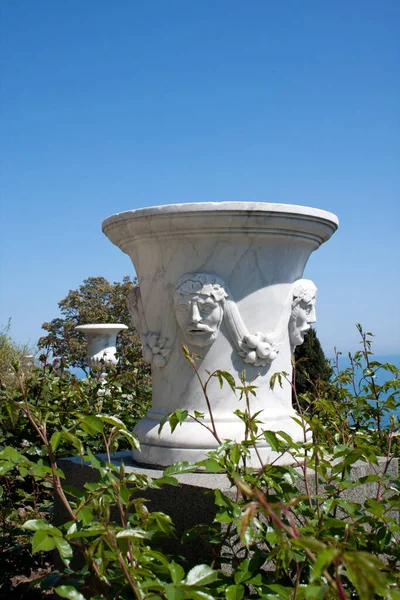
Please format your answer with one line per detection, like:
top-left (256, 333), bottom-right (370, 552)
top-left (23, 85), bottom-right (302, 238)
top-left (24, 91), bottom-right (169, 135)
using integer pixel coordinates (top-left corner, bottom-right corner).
top-left (184, 592), bottom-right (215, 600)
top-left (358, 474), bottom-right (381, 484)
top-left (85, 447), bottom-right (105, 470)
top-left (167, 410), bottom-right (189, 433)
top-left (116, 528), bottom-right (153, 540)
top-left (50, 431), bottom-right (63, 451)
top-left (30, 462), bottom-right (52, 478)
top-left (263, 431), bottom-right (281, 452)
top-left (79, 415), bottom-right (104, 435)
top-left (164, 584), bottom-right (185, 600)
top-left (61, 431), bottom-right (84, 455)
top-left (230, 445), bottom-right (240, 464)
top-left (375, 525), bottom-right (392, 551)
top-left (163, 462), bottom-right (197, 476)
top-left (233, 558), bottom-right (253, 584)
top-left (0, 462), bottom-right (15, 476)
top-left (32, 530), bottom-right (56, 553)
top-left (68, 525), bottom-right (106, 538)
top-left (215, 510), bottom-right (235, 524)
top-left (214, 370), bottom-right (236, 393)
top-left (119, 485), bottom-right (131, 504)
top-left (365, 498), bottom-right (385, 517)
top-left (5, 399), bottom-right (20, 427)
top-left (302, 585), bottom-right (329, 600)
top-left (292, 537), bottom-right (327, 553)
top-left (225, 585), bottom-right (245, 600)
top-left (96, 414), bottom-right (127, 430)
top-left (269, 372), bottom-right (283, 390)
top-left (214, 490), bottom-right (241, 521)
top-left (155, 475), bottom-right (180, 486)
top-left (335, 498), bottom-right (361, 517)
top-left (310, 548), bottom-right (340, 581)
top-left (158, 412), bottom-right (171, 435)
top-left (119, 429), bottom-right (141, 451)
top-left (184, 564), bottom-right (219, 586)
top-left (148, 511), bottom-right (174, 535)
top-left (54, 537), bottom-right (73, 566)
top-left (78, 507), bottom-right (93, 526)
top-left (239, 513), bottom-right (257, 548)
top-left (0, 446), bottom-right (26, 463)
top-left (175, 408), bottom-right (189, 423)
top-left (196, 458), bottom-right (225, 473)
top-left (276, 430), bottom-right (297, 448)
top-left (63, 485), bottom-right (85, 500)
top-left (22, 519), bottom-right (62, 536)
top-left (55, 586), bottom-right (86, 600)
top-left (261, 584), bottom-right (291, 599)
top-left (344, 551), bottom-right (388, 600)
top-left (169, 560), bottom-right (185, 584)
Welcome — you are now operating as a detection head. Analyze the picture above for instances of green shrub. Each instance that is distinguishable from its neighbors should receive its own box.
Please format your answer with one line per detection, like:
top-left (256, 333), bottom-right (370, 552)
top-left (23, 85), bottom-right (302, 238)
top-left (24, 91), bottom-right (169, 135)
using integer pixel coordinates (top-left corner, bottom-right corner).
top-left (0, 326), bottom-right (399, 599)
top-left (0, 320), bottom-right (36, 393)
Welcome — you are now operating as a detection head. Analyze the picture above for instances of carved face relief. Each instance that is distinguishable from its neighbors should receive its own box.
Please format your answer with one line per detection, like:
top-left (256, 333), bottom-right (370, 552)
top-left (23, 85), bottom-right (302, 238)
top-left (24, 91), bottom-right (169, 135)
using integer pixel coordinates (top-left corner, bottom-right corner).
top-left (174, 273), bottom-right (227, 347)
top-left (289, 280), bottom-right (317, 349)
top-left (175, 294), bottom-right (223, 346)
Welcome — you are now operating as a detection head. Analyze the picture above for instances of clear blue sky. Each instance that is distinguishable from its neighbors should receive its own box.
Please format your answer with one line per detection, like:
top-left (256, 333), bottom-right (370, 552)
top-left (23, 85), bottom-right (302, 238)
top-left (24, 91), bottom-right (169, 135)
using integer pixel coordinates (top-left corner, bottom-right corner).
top-left (1, 0), bottom-right (399, 356)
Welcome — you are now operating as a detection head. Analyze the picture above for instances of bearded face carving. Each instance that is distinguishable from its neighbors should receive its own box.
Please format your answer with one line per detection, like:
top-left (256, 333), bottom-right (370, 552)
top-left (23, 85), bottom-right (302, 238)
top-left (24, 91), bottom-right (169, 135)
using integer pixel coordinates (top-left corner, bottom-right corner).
top-left (289, 279), bottom-right (317, 350)
top-left (173, 273), bottom-right (280, 368)
top-left (174, 273), bottom-right (228, 347)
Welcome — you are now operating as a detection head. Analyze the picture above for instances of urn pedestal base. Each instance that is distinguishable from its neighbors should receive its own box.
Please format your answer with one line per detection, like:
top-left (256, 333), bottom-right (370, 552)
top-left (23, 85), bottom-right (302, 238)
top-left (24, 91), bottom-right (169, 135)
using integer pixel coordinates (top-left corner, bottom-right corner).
top-left (55, 452), bottom-right (398, 569)
top-left (132, 411), bottom-right (308, 468)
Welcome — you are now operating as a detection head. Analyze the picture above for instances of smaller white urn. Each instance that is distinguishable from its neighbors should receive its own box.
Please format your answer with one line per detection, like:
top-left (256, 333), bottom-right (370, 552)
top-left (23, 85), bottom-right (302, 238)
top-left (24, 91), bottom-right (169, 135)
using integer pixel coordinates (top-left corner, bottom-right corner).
top-left (74, 324), bottom-right (128, 368)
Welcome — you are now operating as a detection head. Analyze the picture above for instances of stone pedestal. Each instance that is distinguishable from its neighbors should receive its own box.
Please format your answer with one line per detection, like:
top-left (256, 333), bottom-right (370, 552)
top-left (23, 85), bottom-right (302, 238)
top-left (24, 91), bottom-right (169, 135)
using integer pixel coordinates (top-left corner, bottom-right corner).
top-left (56, 453), bottom-right (230, 568)
top-left (102, 203), bottom-right (338, 466)
top-left (55, 452), bottom-right (398, 569)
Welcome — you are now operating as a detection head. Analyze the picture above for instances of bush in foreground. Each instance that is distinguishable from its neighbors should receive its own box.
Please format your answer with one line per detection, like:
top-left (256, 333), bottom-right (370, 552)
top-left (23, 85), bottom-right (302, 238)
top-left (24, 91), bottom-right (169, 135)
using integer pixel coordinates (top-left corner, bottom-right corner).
top-left (0, 326), bottom-right (399, 599)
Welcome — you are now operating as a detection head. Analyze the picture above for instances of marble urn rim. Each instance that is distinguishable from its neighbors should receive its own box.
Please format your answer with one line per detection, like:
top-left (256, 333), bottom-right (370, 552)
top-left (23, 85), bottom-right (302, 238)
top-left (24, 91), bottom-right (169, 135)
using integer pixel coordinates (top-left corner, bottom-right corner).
top-left (102, 202), bottom-right (339, 251)
top-left (74, 324), bottom-right (129, 332)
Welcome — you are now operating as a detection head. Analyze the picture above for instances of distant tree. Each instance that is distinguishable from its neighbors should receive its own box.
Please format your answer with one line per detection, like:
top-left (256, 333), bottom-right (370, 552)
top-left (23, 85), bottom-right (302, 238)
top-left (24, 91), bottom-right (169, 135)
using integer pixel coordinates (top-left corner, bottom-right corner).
top-left (293, 328), bottom-right (333, 408)
top-left (0, 320), bottom-right (36, 390)
top-left (38, 276), bottom-right (147, 374)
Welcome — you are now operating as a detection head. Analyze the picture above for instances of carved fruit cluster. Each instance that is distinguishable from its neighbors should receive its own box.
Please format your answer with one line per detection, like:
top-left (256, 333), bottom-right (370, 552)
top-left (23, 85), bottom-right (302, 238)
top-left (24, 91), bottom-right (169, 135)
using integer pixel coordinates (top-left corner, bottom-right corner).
top-left (140, 333), bottom-right (171, 368)
top-left (238, 331), bottom-right (279, 367)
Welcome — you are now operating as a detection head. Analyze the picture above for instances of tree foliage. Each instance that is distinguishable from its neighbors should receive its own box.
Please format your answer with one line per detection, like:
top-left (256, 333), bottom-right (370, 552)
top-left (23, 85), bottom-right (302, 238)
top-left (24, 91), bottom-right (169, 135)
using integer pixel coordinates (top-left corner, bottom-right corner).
top-left (0, 320), bottom-right (35, 391)
top-left (38, 276), bottom-right (145, 373)
top-left (293, 328), bottom-right (333, 407)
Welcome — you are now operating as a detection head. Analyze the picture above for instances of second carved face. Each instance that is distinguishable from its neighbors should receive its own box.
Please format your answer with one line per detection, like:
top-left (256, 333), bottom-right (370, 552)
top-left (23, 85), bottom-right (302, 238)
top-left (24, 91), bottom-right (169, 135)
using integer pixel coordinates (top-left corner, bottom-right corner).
top-left (289, 279), bottom-right (317, 348)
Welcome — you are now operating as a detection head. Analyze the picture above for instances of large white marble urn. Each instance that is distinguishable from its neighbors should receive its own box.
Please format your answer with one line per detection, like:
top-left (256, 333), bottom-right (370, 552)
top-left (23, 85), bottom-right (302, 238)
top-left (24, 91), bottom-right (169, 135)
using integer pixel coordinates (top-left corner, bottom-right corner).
top-left (102, 203), bottom-right (338, 466)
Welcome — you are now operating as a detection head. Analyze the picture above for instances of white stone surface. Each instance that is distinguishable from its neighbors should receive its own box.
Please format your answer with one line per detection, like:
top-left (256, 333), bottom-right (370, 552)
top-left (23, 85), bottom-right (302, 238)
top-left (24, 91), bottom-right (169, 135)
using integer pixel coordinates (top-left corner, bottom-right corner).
top-left (74, 324), bottom-right (128, 367)
top-left (102, 202), bottom-right (338, 466)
